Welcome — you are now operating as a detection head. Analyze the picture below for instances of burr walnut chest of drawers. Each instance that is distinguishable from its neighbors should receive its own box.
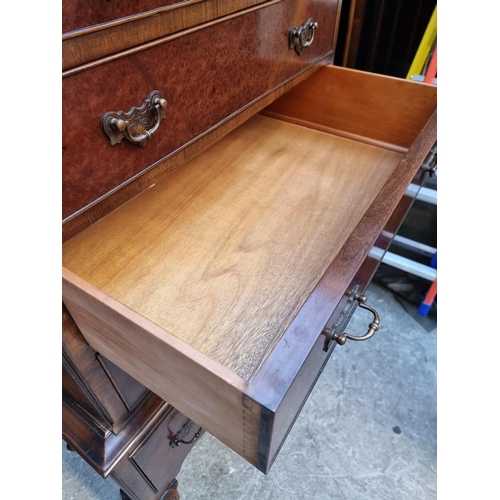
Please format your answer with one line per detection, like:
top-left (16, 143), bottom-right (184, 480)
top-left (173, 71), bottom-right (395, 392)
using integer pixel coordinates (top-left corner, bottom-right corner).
top-left (62, 0), bottom-right (437, 498)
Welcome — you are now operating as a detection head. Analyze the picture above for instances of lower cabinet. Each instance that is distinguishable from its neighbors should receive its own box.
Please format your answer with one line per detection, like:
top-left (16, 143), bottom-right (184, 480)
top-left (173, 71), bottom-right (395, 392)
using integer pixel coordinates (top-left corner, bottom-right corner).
top-left (63, 307), bottom-right (202, 499)
top-left (110, 406), bottom-right (202, 500)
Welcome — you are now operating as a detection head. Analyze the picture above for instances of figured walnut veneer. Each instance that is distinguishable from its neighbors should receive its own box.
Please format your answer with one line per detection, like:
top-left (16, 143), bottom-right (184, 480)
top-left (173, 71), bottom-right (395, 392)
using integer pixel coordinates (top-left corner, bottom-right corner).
top-left (62, 0), bottom-right (338, 220)
top-left (63, 0), bottom-right (192, 33)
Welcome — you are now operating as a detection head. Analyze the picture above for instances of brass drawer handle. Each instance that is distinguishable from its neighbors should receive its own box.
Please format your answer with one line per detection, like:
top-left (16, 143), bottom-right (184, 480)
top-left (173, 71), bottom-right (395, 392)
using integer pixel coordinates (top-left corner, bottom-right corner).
top-left (289, 18), bottom-right (318, 55)
top-left (423, 144), bottom-right (437, 177)
top-left (101, 90), bottom-right (168, 147)
top-left (324, 294), bottom-right (380, 349)
top-left (169, 419), bottom-right (202, 448)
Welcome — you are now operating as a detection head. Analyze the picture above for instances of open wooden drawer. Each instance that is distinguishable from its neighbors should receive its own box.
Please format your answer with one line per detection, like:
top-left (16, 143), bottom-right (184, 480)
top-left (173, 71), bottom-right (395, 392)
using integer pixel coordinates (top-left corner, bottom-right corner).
top-left (62, 65), bottom-right (437, 473)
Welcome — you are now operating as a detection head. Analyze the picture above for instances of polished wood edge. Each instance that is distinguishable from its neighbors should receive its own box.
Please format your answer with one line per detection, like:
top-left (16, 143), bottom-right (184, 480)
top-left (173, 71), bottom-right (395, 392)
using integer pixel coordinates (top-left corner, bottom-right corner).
top-left (63, 394), bottom-right (169, 478)
top-left (379, 168), bottom-right (431, 243)
top-left (63, 0), bottom-right (206, 39)
top-left (62, 54), bottom-right (332, 242)
top-left (260, 109), bottom-right (409, 153)
top-left (255, 404), bottom-right (274, 473)
top-left (62, 268), bottom-right (248, 389)
top-left (250, 109), bottom-right (437, 403)
top-left (258, 178), bottom-right (430, 473)
top-left (63, 349), bottom-right (115, 429)
top-left (328, 64), bottom-right (438, 88)
top-left (332, 0), bottom-right (343, 55)
top-left (247, 110), bottom-right (437, 470)
top-left (63, 267), bottom-right (261, 464)
top-left (256, 335), bottom-right (339, 473)
top-left (63, 0), bottom-right (274, 70)
top-left (62, 0), bottom-right (283, 77)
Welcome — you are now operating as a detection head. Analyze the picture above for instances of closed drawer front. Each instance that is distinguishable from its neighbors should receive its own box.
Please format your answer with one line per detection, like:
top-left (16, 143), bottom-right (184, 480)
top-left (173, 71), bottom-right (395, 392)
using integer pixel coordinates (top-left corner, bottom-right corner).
top-left (64, 0), bottom-right (231, 34)
top-left (129, 409), bottom-right (202, 493)
top-left (62, 66), bottom-right (436, 472)
top-left (63, 0), bottom-right (194, 33)
top-left (62, 0), bottom-right (278, 70)
top-left (62, 0), bottom-right (338, 220)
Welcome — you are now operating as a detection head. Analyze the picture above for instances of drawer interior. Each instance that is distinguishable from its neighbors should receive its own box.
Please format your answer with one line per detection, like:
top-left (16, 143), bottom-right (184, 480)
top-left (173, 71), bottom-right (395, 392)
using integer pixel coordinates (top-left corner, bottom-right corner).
top-left (62, 64), bottom-right (436, 470)
top-left (63, 113), bottom-right (402, 382)
top-left (262, 65), bottom-right (437, 153)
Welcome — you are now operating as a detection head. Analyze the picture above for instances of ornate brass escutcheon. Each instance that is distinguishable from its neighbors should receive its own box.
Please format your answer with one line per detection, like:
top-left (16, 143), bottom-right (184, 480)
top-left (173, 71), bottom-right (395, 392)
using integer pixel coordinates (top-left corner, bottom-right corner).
top-left (289, 18), bottom-right (318, 55)
top-left (323, 287), bottom-right (381, 351)
top-left (101, 90), bottom-right (167, 147)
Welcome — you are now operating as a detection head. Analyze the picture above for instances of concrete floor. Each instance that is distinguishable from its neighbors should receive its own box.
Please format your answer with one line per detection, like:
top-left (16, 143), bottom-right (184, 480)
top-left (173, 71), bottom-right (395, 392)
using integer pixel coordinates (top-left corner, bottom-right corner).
top-left (62, 281), bottom-right (437, 500)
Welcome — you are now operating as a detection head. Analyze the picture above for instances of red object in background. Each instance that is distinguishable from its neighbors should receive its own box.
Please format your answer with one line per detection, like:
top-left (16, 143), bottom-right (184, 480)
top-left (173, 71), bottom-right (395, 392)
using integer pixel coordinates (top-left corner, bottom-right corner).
top-left (417, 279), bottom-right (437, 316)
top-left (424, 45), bottom-right (437, 84)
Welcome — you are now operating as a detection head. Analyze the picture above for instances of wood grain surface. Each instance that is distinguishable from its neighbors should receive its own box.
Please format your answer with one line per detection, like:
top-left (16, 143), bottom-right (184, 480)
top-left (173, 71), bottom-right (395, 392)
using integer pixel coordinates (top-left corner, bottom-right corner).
top-left (63, 393), bottom-right (168, 477)
top-left (247, 110), bottom-right (436, 471)
top-left (63, 115), bottom-right (402, 381)
top-left (63, 0), bottom-right (274, 70)
top-left (62, 56), bottom-right (331, 243)
top-left (62, 0), bottom-right (338, 220)
top-left (262, 65), bottom-right (437, 152)
top-left (63, 0), bottom-right (203, 34)
top-left (62, 267), bottom-right (259, 465)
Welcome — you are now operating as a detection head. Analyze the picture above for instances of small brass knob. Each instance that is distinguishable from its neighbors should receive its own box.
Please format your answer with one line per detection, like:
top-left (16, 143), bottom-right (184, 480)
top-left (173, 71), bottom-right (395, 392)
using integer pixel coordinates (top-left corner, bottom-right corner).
top-left (157, 98), bottom-right (168, 109)
top-left (357, 295), bottom-right (367, 304)
top-left (112, 118), bottom-right (127, 131)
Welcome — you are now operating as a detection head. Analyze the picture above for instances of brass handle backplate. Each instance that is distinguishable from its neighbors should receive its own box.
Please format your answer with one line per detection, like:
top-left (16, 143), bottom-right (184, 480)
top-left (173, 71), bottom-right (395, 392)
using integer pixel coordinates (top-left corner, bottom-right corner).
top-left (323, 292), bottom-right (381, 351)
top-left (289, 18), bottom-right (318, 55)
top-left (101, 90), bottom-right (167, 147)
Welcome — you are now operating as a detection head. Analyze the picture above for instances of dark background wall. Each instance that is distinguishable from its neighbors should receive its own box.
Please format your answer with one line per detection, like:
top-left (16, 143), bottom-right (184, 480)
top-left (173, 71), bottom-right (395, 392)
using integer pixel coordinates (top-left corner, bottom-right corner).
top-left (334, 0), bottom-right (436, 78)
top-left (333, 0), bottom-right (438, 315)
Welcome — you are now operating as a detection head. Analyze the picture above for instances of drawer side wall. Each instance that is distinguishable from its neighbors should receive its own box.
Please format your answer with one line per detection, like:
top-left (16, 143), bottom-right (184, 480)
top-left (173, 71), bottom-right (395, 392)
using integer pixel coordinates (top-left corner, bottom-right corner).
top-left (62, 269), bottom-right (261, 467)
top-left (249, 111), bottom-right (437, 472)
